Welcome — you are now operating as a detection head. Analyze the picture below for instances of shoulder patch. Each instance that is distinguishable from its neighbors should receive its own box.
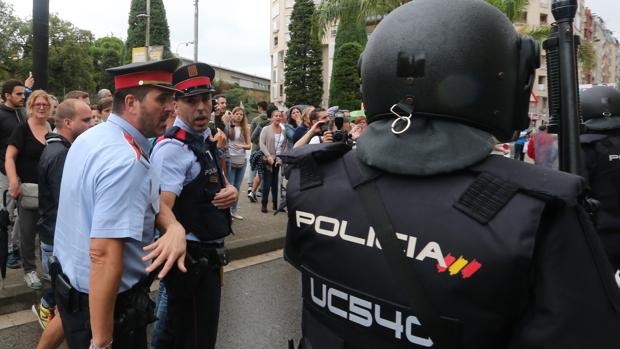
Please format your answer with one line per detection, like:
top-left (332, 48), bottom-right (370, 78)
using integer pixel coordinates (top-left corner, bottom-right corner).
top-left (470, 155), bottom-right (585, 206)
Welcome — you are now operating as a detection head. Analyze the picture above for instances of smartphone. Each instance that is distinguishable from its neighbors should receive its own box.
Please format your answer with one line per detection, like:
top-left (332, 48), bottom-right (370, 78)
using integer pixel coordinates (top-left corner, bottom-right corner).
top-left (208, 121), bottom-right (217, 134)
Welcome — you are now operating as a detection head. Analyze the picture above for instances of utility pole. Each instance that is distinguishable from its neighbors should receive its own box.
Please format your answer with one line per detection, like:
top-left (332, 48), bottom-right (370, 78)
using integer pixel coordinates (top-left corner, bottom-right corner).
top-left (194, 0), bottom-right (199, 62)
top-left (32, 0), bottom-right (49, 90)
top-left (146, 0), bottom-right (151, 61)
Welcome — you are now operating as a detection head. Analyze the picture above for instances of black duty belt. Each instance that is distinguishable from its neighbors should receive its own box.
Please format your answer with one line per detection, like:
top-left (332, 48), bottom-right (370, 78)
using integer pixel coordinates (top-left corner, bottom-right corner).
top-left (186, 241), bottom-right (229, 267)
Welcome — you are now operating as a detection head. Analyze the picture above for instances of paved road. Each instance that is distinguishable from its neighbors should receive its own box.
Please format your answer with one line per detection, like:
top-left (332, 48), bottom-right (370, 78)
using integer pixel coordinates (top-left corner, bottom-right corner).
top-left (0, 257), bottom-right (302, 349)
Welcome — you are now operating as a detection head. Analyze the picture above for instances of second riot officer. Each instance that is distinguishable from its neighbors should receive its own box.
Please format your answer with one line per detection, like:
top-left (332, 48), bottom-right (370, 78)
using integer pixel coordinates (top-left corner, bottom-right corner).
top-left (283, 0), bottom-right (620, 348)
top-left (150, 62), bottom-right (238, 349)
top-left (580, 86), bottom-right (620, 268)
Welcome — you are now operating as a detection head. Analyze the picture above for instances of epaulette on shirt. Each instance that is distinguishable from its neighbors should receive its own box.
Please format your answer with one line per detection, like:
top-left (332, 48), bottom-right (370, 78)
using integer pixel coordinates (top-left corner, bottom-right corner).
top-left (122, 131), bottom-right (150, 166)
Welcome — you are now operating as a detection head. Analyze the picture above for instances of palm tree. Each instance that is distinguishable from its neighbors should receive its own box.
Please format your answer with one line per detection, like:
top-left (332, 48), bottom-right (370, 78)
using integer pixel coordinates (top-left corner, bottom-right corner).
top-left (315, 0), bottom-right (410, 41)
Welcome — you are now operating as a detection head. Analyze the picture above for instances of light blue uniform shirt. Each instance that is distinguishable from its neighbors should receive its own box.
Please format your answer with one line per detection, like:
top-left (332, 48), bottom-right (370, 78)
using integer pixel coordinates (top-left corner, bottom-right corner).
top-left (150, 117), bottom-right (216, 242)
top-left (54, 114), bottom-right (160, 293)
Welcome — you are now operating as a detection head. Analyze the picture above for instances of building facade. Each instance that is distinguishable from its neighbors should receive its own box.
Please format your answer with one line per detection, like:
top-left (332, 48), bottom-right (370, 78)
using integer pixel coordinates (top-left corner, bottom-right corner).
top-left (270, 0), bottom-right (335, 108)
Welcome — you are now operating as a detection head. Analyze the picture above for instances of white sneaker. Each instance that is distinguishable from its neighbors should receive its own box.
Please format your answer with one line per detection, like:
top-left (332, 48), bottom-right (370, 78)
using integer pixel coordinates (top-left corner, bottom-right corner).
top-left (24, 271), bottom-right (42, 290)
top-left (231, 213), bottom-right (244, 220)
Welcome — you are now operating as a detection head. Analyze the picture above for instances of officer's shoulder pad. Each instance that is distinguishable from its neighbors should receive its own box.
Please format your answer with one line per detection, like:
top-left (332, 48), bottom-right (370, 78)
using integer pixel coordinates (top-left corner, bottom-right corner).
top-left (580, 133), bottom-right (608, 144)
top-left (281, 142), bottom-right (351, 166)
top-left (470, 155), bottom-right (586, 206)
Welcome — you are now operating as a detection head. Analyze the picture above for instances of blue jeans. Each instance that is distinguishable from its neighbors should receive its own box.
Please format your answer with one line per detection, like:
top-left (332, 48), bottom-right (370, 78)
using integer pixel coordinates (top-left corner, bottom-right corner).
top-left (40, 242), bottom-right (55, 307)
top-left (227, 159), bottom-right (247, 213)
top-left (151, 282), bottom-right (169, 349)
top-left (40, 242), bottom-right (54, 277)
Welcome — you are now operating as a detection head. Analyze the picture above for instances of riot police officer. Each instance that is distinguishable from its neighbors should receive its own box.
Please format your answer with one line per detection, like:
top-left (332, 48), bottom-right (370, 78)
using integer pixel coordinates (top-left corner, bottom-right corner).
top-left (53, 58), bottom-right (187, 349)
top-left (150, 63), bottom-right (237, 349)
top-left (284, 0), bottom-right (620, 348)
top-left (580, 86), bottom-right (620, 268)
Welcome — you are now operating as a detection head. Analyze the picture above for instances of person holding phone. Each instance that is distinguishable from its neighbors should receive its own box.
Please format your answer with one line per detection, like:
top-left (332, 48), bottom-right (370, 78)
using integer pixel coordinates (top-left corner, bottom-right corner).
top-left (293, 108), bottom-right (333, 149)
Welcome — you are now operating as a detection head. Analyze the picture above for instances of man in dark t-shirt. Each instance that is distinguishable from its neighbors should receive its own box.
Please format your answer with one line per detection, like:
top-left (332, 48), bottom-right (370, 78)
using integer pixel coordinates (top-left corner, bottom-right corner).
top-left (0, 79), bottom-right (27, 269)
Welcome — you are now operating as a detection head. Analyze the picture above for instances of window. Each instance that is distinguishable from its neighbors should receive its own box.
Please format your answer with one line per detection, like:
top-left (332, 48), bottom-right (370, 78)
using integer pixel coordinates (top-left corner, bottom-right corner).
top-left (331, 29), bottom-right (337, 37)
top-left (286, 0), bottom-right (294, 8)
top-left (273, 16), bottom-right (280, 33)
top-left (285, 16), bottom-right (291, 30)
top-left (538, 76), bottom-right (545, 85)
top-left (540, 13), bottom-right (548, 25)
top-left (280, 84), bottom-right (284, 97)
top-left (272, 1), bottom-right (280, 17)
top-left (274, 35), bottom-right (279, 47)
top-left (278, 51), bottom-right (284, 63)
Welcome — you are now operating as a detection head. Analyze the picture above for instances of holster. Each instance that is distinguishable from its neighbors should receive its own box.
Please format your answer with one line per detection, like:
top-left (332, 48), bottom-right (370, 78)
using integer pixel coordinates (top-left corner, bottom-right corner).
top-left (51, 256), bottom-right (157, 329)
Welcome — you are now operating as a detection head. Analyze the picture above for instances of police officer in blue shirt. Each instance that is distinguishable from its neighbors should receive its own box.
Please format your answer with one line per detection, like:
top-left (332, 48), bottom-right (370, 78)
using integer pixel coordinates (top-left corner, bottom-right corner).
top-left (53, 58), bottom-right (188, 349)
top-left (150, 63), bottom-right (237, 349)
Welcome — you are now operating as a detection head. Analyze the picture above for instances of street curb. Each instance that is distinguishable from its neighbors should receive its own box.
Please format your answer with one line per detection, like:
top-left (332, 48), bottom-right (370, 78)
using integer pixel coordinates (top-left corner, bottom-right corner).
top-left (0, 233), bottom-right (286, 316)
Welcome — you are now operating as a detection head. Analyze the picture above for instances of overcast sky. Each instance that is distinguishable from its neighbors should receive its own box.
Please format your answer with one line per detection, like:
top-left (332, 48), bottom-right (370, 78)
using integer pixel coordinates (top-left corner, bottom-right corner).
top-left (6, 0), bottom-right (271, 78)
top-left (4, 0), bottom-right (619, 80)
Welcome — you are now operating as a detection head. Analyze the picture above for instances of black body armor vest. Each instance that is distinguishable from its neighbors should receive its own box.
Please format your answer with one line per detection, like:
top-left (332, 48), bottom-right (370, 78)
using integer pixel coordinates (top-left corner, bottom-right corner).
top-left (284, 143), bottom-right (620, 349)
top-left (581, 132), bottom-right (620, 232)
top-left (162, 127), bottom-right (231, 241)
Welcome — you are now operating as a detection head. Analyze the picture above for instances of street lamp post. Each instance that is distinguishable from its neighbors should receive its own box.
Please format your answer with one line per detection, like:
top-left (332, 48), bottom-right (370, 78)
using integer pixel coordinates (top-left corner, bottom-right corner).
top-left (194, 0), bottom-right (199, 62)
top-left (146, 0), bottom-right (151, 61)
top-left (175, 41), bottom-right (195, 57)
top-left (137, 0), bottom-right (151, 61)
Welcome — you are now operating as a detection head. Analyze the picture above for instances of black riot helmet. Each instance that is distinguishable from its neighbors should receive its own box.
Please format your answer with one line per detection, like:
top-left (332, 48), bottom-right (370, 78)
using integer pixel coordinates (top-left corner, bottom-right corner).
top-left (359, 0), bottom-right (540, 142)
top-left (581, 86), bottom-right (620, 122)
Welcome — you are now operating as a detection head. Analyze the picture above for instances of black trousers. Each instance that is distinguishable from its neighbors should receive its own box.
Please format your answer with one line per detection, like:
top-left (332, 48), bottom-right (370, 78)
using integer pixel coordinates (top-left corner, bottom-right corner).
top-left (261, 164), bottom-right (280, 207)
top-left (156, 252), bottom-right (223, 349)
top-left (56, 290), bottom-right (148, 349)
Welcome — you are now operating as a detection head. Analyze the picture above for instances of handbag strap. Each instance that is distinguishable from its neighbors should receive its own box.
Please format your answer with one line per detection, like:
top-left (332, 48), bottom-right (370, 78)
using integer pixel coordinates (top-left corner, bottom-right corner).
top-left (342, 151), bottom-right (461, 349)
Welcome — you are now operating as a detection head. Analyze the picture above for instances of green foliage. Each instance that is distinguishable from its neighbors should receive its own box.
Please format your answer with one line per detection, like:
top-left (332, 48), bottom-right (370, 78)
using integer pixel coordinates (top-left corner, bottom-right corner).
top-left (578, 40), bottom-right (596, 73)
top-left (47, 15), bottom-right (96, 96)
top-left (485, 0), bottom-right (530, 22)
top-left (92, 37), bottom-right (126, 92)
top-left (315, 0), bottom-right (409, 41)
top-left (125, 0), bottom-right (172, 61)
top-left (329, 42), bottom-right (363, 110)
top-left (335, 17), bottom-right (367, 49)
top-left (284, 0), bottom-right (324, 107)
top-left (0, 1), bottom-right (31, 81)
top-left (0, 1), bottom-right (128, 97)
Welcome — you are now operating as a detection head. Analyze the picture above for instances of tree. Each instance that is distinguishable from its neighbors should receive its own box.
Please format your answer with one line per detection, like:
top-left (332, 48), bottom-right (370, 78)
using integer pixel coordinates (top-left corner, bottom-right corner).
top-left (315, 0), bottom-right (408, 41)
top-left (0, 0), bottom-right (31, 81)
top-left (329, 42), bottom-right (363, 110)
top-left (47, 15), bottom-right (97, 96)
top-left (92, 37), bottom-right (126, 92)
top-left (284, 0), bottom-right (323, 107)
top-left (125, 0), bottom-right (172, 61)
top-left (334, 16), bottom-right (367, 49)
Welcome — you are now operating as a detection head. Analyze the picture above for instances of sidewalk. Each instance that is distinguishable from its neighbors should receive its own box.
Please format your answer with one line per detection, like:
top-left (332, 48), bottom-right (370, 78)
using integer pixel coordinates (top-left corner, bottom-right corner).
top-left (0, 181), bottom-right (288, 315)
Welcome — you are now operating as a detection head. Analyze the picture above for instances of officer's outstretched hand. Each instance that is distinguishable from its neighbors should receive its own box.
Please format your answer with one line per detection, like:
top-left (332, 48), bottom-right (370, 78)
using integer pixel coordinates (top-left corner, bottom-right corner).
top-left (212, 184), bottom-right (238, 209)
top-left (143, 220), bottom-right (187, 278)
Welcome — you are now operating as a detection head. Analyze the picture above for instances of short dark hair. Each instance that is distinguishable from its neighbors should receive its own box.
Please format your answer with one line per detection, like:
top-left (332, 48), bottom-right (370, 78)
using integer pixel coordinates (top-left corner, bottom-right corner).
top-left (266, 104), bottom-right (279, 119)
top-left (1, 80), bottom-right (24, 102)
top-left (257, 101), bottom-right (268, 111)
top-left (215, 95), bottom-right (226, 101)
top-left (309, 108), bottom-right (326, 123)
top-left (64, 90), bottom-right (89, 100)
top-left (538, 124), bottom-right (547, 132)
top-left (97, 97), bottom-right (113, 112)
top-left (112, 87), bottom-right (150, 115)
